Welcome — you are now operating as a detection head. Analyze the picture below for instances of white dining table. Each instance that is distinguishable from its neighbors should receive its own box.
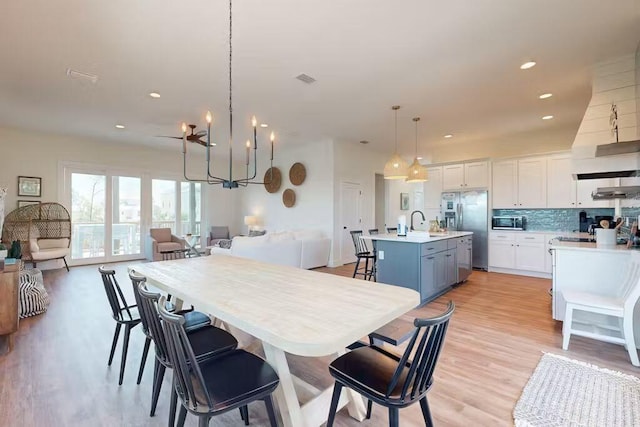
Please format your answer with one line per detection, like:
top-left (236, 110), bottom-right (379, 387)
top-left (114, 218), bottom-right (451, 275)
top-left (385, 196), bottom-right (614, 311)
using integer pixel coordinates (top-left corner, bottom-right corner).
top-left (129, 254), bottom-right (419, 427)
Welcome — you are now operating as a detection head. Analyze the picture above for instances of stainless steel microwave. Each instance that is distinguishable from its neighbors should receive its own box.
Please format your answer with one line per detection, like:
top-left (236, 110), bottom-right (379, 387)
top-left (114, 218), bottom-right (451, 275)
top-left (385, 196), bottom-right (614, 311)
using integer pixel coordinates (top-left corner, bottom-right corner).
top-left (492, 216), bottom-right (526, 230)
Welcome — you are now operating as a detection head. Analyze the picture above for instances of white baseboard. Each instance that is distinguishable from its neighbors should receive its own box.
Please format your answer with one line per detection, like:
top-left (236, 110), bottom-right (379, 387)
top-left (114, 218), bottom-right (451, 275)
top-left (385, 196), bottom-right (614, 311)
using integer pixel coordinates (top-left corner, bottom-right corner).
top-left (488, 266), bottom-right (551, 279)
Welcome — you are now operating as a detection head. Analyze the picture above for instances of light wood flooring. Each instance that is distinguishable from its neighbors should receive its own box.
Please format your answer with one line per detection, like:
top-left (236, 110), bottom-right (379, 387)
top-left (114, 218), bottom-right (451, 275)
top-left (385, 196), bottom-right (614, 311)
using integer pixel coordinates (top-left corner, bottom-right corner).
top-left (0, 262), bottom-right (638, 427)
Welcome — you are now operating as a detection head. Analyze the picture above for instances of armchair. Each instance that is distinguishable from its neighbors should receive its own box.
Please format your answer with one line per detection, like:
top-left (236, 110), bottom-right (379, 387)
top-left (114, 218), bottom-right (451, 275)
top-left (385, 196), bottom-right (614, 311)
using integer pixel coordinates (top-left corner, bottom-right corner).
top-left (206, 226), bottom-right (230, 247)
top-left (146, 228), bottom-right (185, 261)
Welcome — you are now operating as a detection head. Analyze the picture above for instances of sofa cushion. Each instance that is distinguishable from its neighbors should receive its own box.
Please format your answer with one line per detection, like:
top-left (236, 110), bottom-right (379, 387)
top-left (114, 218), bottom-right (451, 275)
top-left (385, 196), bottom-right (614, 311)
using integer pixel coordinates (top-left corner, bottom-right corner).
top-left (37, 238), bottom-right (70, 250)
top-left (248, 229), bottom-right (267, 237)
top-left (158, 242), bottom-right (182, 252)
top-left (268, 231), bottom-right (294, 243)
top-left (218, 239), bottom-right (233, 249)
top-left (293, 230), bottom-right (324, 240)
top-left (29, 239), bottom-right (40, 253)
top-left (151, 228), bottom-right (172, 243)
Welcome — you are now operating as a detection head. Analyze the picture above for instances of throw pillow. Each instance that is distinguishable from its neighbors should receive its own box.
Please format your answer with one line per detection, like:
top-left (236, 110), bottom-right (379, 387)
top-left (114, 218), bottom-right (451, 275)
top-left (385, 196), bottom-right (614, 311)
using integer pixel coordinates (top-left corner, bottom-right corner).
top-left (218, 239), bottom-right (232, 249)
top-left (248, 230), bottom-right (266, 237)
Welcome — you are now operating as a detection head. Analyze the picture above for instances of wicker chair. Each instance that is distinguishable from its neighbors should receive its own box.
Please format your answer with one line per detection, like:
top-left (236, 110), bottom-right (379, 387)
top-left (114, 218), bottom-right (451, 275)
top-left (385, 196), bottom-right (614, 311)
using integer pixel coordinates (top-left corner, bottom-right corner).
top-left (2, 203), bottom-right (72, 271)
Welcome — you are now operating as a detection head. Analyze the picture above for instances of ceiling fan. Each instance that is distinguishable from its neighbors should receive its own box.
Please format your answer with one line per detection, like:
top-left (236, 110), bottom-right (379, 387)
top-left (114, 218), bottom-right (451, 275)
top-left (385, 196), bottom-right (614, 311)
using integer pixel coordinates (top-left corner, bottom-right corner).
top-left (157, 124), bottom-right (211, 147)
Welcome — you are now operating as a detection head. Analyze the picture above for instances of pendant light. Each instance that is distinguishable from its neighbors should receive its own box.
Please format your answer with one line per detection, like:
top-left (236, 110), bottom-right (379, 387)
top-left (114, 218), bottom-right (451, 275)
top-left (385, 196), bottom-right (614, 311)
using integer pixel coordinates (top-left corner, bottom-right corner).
top-left (406, 117), bottom-right (428, 183)
top-left (383, 105), bottom-right (409, 180)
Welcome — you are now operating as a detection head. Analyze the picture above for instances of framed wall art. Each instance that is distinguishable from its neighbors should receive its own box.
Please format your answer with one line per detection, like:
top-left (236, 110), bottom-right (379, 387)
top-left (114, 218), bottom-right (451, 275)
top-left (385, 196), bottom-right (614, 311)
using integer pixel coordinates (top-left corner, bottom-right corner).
top-left (18, 200), bottom-right (41, 209)
top-left (18, 176), bottom-right (42, 197)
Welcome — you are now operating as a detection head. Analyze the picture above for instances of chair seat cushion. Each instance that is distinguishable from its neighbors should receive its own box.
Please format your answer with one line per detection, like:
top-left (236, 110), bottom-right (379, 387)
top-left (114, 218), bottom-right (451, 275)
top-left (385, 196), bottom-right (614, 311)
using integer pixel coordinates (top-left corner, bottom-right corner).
top-left (158, 242), bottom-right (183, 252)
top-left (183, 310), bottom-right (212, 331)
top-left (329, 346), bottom-right (416, 403)
top-left (195, 349), bottom-right (279, 412)
top-left (562, 290), bottom-right (624, 312)
top-left (31, 248), bottom-right (69, 260)
top-left (187, 325), bottom-right (238, 361)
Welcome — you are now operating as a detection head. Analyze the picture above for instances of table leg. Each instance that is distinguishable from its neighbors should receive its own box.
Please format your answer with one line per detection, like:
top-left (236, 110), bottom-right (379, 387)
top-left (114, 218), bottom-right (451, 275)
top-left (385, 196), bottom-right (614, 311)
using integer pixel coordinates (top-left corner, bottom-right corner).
top-left (335, 350), bottom-right (366, 421)
top-left (262, 342), bottom-right (304, 427)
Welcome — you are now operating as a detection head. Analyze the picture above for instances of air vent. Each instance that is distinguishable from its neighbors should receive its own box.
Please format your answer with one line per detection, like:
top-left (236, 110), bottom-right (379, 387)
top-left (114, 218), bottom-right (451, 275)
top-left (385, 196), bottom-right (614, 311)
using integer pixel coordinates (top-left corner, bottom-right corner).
top-left (295, 73), bottom-right (316, 84)
top-left (66, 68), bottom-right (98, 84)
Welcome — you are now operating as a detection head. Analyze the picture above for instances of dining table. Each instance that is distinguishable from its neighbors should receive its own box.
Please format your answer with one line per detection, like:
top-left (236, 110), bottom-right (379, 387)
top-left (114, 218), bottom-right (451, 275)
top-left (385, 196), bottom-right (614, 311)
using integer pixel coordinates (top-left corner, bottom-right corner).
top-left (129, 254), bottom-right (419, 427)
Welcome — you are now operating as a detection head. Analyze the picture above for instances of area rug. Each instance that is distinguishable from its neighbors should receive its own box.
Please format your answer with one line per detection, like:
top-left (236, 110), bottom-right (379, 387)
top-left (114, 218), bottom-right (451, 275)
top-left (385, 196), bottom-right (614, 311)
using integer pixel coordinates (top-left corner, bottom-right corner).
top-left (513, 353), bottom-right (640, 426)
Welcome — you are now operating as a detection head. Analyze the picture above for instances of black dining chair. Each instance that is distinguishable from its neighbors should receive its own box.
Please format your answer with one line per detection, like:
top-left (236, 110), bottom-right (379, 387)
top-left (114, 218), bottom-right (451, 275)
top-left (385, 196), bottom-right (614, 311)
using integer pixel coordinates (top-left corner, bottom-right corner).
top-left (327, 302), bottom-right (455, 427)
top-left (129, 271), bottom-right (213, 386)
top-left (98, 266), bottom-right (143, 386)
top-left (158, 298), bottom-right (280, 427)
top-left (136, 280), bottom-right (240, 423)
top-left (350, 230), bottom-right (376, 281)
top-left (386, 227), bottom-right (398, 234)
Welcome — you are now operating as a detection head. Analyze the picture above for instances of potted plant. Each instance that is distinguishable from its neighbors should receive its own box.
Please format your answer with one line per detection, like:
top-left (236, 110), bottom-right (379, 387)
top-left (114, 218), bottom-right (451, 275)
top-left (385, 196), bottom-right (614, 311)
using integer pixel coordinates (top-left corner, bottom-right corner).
top-left (0, 243), bottom-right (7, 259)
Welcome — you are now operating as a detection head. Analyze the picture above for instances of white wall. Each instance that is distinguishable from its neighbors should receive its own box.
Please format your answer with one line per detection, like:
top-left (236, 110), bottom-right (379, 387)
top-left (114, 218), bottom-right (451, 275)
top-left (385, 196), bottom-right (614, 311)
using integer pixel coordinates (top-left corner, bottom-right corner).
top-left (236, 138), bottom-right (334, 247)
top-left (0, 126), bottom-right (238, 257)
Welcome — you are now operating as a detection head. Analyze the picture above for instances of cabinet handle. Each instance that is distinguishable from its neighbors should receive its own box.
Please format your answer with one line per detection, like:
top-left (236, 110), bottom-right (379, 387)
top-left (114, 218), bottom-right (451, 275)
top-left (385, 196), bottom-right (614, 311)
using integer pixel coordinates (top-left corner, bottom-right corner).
top-left (524, 237), bottom-right (535, 240)
top-left (497, 236), bottom-right (507, 238)
top-left (578, 202), bottom-right (581, 205)
top-left (427, 257), bottom-right (435, 260)
top-left (446, 254), bottom-right (451, 257)
top-left (516, 245), bottom-right (520, 247)
top-left (511, 244), bottom-right (514, 246)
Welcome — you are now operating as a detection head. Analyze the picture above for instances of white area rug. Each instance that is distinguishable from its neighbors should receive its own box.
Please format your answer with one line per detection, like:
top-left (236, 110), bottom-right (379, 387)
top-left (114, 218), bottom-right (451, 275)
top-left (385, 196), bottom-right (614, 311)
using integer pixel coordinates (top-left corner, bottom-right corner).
top-left (513, 353), bottom-right (640, 426)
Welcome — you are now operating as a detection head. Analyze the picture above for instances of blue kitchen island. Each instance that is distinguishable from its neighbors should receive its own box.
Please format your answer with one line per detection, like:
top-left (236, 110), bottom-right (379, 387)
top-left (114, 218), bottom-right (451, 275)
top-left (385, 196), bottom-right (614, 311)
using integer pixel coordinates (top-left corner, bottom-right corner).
top-left (365, 231), bottom-right (473, 304)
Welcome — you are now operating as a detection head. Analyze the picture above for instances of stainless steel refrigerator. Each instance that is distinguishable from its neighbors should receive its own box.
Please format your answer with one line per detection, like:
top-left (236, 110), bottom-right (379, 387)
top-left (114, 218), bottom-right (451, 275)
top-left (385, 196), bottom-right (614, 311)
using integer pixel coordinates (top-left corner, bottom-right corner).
top-left (441, 190), bottom-right (488, 270)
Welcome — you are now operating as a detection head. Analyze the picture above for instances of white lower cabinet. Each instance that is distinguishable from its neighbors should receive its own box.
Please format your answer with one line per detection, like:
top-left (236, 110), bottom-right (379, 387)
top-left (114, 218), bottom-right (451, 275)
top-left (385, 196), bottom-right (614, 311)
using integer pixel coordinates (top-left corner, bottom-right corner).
top-left (489, 232), bottom-right (549, 275)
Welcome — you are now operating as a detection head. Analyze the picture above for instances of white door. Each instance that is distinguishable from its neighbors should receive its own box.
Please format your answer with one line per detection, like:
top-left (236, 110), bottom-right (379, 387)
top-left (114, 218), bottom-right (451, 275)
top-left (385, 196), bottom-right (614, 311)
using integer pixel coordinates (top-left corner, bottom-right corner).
top-left (517, 157), bottom-right (547, 208)
top-left (442, 164), bottom-right (465, 190)
top-left (547, 156), bottom-right (576, 208)
top-left (492, 160), bottom-right (518, 208)
top-left (424, 167), bottom-right (443, 209)
top-left (340, 182), bottom-right (362, 264)
top-left (576, 179), bottom-right (615, 208)
top-left (464, 161), bottom-right (489, 188)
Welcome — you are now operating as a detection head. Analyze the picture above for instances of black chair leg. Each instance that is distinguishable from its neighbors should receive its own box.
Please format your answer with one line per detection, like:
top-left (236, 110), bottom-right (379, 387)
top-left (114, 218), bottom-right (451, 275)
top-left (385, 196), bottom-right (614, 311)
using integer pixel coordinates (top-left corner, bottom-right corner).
top-left (150, 362), bottom-right (166, 416)
top-left (176, 405), bottom-right (187, 427)
top-left (364, 257), bottom-right (370, 280)
top-left (198, 415), bottom-right (209, 427)
top-left (137, 336), bottom-right (151, 385)
top-left (62, 257), bottom-right (70, 272)
top-left (108, 323), bottom-right (122, 366)
top-left (118, 324), bottom-right (132, 385)
top-left (366, 399), bottom-right (373, 419)
top-left (352, 257), bottom-right (361, 278)
top-left (264, 395), bottom-right (278, 427)
top-left (326, 382), bottom-right (343, 427)
top-left (240, 405), bottom-right (249, 425)
top-left (168, 387), bottom-right (178, 427)
top-left (420, 397), bottom-right (434, 427)
top-left (389, 407), bottom-right (399, 427)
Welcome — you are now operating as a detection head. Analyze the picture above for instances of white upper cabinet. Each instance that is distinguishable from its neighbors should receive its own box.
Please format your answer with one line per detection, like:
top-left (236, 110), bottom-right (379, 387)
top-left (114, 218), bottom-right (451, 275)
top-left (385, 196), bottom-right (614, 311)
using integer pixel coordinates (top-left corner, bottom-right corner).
top-left (576, 178), bottom-right (615, 208)
top-left (517, 157), bottom-right (547, 208)
top-left (464, 162), bottom-right (489, 188)
top-left (492, 160), bottom-right (518, 208)
top-left (442, 164), bottom-right (465, 189)
top-left (442, 161), bottom-right (489, 190)
top-left (424, 167), bottom-right (443, 209)
top-left (547, 155), bottom-right (577, 208)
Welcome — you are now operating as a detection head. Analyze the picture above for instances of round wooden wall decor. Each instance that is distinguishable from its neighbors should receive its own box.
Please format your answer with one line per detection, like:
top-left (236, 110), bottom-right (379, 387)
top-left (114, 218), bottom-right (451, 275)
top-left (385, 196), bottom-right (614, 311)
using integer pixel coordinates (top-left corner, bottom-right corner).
top-left (289, 162), bottom-right (306, 186)
top-left (263, 167), bottom-right (282, 193)
top-left (282, 189), bottom-right (296, 208)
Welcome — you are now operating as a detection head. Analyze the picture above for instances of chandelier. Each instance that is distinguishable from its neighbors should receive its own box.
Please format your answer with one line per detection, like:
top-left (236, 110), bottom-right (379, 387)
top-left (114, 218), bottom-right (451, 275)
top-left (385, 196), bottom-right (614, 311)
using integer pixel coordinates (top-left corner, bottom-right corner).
top-left (383, 105), bottom-right (409, 179)
top-left (181, 0), bottom-right (274, 189)
top-left (406, 117), bottom-right (428, 183)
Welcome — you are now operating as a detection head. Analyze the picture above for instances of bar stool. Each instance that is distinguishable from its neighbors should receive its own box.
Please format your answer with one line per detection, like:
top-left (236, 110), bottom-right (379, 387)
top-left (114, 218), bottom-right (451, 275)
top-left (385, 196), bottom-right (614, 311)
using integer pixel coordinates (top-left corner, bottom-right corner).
top-left (350, 230), bottom-right (375, 281)
top-left (386, 227), bottom-right (397, 234)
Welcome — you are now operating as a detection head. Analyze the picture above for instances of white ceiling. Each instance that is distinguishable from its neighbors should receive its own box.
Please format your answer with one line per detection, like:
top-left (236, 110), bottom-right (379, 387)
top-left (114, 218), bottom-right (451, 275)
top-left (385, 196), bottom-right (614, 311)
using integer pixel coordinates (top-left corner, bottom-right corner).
top-left (1, 0), bottom-right (639, 160)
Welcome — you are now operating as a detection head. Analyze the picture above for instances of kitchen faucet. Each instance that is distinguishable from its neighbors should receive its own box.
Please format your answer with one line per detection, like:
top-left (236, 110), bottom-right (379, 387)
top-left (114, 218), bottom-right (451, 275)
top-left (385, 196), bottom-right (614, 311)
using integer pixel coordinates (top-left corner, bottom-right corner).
top-left (410, 210), bottom-right (426, 231)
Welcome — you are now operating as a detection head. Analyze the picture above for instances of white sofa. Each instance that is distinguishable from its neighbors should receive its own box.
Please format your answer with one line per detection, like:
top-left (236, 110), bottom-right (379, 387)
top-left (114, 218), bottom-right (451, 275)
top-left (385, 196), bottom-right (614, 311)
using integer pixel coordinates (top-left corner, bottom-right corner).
top-left (210, 230), bottom-right (331, 269)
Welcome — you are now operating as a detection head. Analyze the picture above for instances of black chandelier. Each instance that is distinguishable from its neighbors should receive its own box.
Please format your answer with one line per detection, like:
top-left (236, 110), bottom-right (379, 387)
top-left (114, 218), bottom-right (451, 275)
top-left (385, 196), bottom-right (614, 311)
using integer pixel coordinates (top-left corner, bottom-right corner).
top-left (181, 0), bottom-right (274, 189)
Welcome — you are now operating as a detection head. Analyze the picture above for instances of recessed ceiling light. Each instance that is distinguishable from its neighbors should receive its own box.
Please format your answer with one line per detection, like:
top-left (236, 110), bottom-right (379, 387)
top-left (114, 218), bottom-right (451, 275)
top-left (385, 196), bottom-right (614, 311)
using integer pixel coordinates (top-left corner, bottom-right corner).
top-left (444, 134), bottom-right (453, 138)
top-left (520, 61), bottom-right (537, 70)
top-left (260, 123), bottom-right (269, 128)
top-left (417, 156), bottom-right (423, 160)
top-left (115, 124), bottom-right (125, 129)
top-left (539, 93), bottom-right (553, 99)
top-left (149, 92), bottom-right (161, 98)
top-left (542, 115), bottom-right (554, 120)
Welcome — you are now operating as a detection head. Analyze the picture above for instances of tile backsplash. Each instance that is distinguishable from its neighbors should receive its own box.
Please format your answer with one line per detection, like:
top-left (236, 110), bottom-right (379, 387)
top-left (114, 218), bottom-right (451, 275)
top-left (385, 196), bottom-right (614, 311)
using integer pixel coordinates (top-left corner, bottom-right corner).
top-left (492, 208), bottom-right (615, 232)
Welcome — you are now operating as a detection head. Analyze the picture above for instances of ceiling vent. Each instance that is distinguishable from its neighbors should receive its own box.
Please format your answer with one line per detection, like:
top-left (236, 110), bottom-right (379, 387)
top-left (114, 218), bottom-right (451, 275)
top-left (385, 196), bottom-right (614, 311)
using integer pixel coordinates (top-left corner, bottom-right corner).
top-left (295, 73), bottom-right (316, 84)
top-left (66, 68), bottom-right (98, 84)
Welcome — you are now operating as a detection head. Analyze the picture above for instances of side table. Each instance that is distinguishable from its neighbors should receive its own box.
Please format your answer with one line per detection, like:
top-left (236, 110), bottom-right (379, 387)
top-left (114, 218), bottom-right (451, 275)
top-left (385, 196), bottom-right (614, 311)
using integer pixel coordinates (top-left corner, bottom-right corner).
top-left (183, 234), bottom-right (202, 257)
top-left (0, 264), bottom-right (19, 355)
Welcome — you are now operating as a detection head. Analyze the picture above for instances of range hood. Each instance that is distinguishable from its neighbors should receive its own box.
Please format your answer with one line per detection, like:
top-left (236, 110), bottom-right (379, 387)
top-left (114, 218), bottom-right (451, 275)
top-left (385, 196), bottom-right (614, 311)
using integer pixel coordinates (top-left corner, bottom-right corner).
top-left (571, 52), bottom-right (640, 180)
top-left (592, 185), bottom-right (640, 200)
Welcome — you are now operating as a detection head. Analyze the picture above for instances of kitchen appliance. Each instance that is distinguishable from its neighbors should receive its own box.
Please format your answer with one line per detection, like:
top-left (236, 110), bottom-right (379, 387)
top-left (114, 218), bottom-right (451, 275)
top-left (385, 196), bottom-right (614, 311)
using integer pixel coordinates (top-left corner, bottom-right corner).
top-left (441, 191), bottom-right (488, 270)
top-left (491, 216), bottom-right (526, 230)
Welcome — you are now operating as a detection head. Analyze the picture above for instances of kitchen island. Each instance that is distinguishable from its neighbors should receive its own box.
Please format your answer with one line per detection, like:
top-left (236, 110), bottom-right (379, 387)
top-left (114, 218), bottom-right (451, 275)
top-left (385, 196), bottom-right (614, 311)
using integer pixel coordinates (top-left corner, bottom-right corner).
top-left (364, 231), bottom-right (473, 304)
top-left (550, 238), bottom-right (639, 348)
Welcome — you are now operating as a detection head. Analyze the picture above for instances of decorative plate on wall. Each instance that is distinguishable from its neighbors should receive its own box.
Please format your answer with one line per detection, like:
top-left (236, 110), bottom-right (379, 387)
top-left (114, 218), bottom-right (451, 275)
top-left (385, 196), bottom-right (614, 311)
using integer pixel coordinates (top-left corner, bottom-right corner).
top-left (263, 167), bottom-right (282, 193)
top-left (289, 162), bottom-right (306, 186)
top-left (282, 189), bottom-right (296, 208)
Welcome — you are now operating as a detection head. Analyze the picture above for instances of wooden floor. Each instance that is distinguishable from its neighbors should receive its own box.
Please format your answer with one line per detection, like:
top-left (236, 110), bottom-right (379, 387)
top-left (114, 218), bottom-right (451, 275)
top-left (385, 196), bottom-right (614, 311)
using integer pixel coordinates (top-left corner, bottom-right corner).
top-left (1, 263), bottom-right (638, 427)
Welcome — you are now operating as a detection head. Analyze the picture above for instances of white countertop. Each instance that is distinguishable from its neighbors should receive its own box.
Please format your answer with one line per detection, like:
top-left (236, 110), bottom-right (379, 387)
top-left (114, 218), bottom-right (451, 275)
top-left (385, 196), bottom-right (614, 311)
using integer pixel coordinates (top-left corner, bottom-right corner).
top-left (363, 231), bottom-right (473, 243)
top-left (549, 237), bottom-right (636, 254)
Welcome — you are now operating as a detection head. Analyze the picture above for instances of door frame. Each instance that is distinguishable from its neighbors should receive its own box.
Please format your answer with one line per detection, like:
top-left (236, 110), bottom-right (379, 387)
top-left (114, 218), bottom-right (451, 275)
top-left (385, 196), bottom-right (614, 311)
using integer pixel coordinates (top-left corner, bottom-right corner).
top-left (340, 181), bottom-right (362, 265)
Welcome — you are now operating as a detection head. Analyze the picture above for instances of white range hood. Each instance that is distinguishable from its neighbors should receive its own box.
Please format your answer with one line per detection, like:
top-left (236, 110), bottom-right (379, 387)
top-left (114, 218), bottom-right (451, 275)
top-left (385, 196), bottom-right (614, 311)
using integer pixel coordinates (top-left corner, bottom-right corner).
top-left (571, 50), bottom-right (640, 182)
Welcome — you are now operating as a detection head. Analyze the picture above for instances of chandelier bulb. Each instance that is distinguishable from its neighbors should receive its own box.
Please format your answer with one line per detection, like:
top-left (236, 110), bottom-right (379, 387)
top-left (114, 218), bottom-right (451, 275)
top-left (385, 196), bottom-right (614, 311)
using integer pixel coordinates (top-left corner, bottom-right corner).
top-left (206, 111), bottom-right (213, 124)
top-left (246, 140), bottom-right (251, 148)
top-left (181, 122), bottom-right (187, 133)
top-left (270, 131), bottom-right (275, 142)
top-left (251, 116), bottom-right (257, 127)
